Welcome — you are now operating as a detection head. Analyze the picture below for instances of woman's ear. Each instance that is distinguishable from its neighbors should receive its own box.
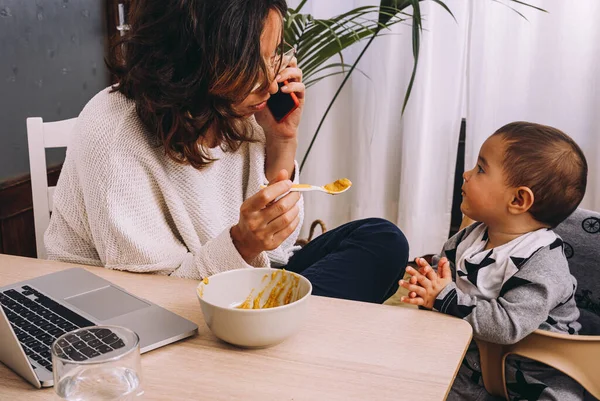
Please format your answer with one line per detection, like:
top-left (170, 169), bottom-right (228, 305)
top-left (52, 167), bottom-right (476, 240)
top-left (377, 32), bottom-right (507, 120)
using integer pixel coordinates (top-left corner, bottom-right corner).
top-left (508, 186), bottom-right (535, 215)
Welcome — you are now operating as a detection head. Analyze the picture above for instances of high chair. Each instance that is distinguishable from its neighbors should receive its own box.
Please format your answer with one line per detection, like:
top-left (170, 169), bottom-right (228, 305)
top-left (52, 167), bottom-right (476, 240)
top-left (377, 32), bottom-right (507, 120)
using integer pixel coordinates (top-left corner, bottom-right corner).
top-left (462, 208), bottom-right (600, 400)
top-left (476, 330), bottom-right (600, 399)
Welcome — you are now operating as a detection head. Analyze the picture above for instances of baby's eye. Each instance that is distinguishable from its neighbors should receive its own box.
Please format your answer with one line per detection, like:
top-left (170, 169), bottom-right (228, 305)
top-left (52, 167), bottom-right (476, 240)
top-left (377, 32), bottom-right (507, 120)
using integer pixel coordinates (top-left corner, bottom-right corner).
top-left (477, 165), bottom-right (484, 173)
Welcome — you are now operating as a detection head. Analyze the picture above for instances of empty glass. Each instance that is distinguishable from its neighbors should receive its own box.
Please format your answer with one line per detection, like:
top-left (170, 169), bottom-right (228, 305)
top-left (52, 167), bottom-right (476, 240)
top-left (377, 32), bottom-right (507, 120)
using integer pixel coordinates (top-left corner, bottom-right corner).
top-left (52, 326), bottom-right (143, 401)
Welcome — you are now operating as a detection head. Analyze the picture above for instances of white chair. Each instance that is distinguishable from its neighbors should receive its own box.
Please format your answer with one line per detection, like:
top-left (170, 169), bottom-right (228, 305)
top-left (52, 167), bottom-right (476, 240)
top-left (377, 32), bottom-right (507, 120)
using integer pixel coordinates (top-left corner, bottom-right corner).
top-left (26, 117), bottom-right (77, 259)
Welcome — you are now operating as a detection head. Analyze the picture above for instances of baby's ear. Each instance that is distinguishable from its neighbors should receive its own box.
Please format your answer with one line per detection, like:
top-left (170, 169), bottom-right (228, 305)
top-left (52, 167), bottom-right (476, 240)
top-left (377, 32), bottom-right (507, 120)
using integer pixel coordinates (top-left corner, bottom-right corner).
top-left (508, 186), bottom-right (534, 214)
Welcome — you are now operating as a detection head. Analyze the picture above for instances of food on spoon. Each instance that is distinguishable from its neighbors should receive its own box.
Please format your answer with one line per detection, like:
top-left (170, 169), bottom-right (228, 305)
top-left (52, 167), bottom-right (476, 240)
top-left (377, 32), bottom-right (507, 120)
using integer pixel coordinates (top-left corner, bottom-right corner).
top-left (323, 178), bottom-right (352, 193)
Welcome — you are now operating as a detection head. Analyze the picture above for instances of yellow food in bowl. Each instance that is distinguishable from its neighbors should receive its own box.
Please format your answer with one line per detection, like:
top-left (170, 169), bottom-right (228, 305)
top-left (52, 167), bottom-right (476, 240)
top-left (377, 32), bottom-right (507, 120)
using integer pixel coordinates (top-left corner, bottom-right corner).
top-left (195, 267), bottom-right (312, 347)
top-left (237, 270), bottom-right (301, 309)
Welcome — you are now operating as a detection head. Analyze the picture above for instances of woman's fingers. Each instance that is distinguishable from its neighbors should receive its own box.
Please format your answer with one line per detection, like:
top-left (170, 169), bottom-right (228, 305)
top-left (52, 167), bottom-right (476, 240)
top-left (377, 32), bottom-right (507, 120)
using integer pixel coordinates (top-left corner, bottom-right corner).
top-left (270, 169), bottom-right (290, 183)
top-left (263, 191), bottom-right (301, 223)
top-left (288, 56), bottom-right (298, 69)
top-left (244, 180), bottom-right (292, 212)
top-left (280, 82), bottom-right (305, 100)
top-left (270, 214), bottom-right (301, 247)
top-left (233, 170), bottom-right (300, 258)
top-left (277, 65), bottom-right (304, 100)
top-left (267, 203), bottom-right (300, 233)
top-left (278, 65), bottom-right (302, 83)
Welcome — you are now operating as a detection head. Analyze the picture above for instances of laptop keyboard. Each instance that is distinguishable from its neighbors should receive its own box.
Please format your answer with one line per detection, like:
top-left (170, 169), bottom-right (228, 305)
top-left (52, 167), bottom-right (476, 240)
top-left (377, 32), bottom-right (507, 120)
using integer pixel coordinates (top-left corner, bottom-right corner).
top-left (0, 285), bottom-right (124, 372)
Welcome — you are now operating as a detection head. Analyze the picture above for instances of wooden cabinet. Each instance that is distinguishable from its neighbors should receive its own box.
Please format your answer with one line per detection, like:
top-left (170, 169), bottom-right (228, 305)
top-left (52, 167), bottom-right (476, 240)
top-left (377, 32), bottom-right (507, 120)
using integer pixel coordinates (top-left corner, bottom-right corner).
top-left (0, 167), bottom-right (62, 257)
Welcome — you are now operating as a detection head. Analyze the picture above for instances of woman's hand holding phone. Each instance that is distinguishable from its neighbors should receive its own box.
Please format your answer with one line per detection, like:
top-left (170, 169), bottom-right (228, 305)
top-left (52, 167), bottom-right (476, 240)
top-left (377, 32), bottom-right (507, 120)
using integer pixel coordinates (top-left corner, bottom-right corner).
top-left (255, 57), bottom-right (305, 140)
top-left (267, 82), bottom-right (300, 122)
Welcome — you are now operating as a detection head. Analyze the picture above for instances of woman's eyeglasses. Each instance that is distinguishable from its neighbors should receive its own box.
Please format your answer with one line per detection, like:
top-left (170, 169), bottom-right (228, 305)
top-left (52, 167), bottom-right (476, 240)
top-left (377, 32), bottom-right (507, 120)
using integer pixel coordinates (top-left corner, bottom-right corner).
top-left (252, 41), bottom-right (296, 93)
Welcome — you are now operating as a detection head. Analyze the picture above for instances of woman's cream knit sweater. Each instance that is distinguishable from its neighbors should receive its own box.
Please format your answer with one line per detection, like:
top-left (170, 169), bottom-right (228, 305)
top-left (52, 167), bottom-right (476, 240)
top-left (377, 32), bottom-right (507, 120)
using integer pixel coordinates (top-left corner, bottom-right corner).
top-left (45, 87), bottom-right (303, 279)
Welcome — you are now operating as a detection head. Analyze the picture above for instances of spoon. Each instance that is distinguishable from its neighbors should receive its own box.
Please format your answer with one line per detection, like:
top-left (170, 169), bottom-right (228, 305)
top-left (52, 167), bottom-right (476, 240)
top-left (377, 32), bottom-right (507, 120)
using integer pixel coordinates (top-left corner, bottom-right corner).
top-left (261, 178), bottom-right (352, 195)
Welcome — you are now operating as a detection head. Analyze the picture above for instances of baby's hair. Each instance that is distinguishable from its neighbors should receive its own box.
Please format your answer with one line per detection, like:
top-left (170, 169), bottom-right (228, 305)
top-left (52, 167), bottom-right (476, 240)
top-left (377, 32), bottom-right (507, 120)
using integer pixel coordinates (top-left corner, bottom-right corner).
top-left (492, 122), bottom-right (587, 227)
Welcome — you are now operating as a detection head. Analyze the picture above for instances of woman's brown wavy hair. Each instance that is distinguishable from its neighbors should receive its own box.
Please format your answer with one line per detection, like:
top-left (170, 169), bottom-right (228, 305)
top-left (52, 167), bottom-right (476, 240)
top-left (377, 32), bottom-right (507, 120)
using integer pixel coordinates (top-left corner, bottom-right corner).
top-left (107, 0), bottom-right (287, 169)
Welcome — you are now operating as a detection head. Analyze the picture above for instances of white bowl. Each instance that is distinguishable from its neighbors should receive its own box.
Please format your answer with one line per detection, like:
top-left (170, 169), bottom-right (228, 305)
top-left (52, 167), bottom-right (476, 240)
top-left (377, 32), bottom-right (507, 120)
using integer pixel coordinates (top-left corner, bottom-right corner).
top-left (196, 268), bottom-right (312, 348)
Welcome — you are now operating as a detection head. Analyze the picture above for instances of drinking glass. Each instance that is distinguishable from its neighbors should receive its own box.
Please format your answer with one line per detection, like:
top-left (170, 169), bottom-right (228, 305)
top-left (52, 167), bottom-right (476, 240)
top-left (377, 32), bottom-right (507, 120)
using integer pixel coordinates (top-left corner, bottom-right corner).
top-left (52, 326), bottom-right (143, 401)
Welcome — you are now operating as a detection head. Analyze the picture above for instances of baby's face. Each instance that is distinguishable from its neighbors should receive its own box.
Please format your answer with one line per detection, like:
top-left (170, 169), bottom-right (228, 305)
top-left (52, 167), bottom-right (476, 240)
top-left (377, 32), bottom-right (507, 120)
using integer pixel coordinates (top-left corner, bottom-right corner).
top-left (461, 135), bottom-right (513, 225)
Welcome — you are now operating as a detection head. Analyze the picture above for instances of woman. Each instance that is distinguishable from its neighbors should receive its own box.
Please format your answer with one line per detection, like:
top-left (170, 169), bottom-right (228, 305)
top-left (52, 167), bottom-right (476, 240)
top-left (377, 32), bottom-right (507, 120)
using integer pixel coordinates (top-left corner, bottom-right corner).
top-left (45, 0), bottom-right (408, 304)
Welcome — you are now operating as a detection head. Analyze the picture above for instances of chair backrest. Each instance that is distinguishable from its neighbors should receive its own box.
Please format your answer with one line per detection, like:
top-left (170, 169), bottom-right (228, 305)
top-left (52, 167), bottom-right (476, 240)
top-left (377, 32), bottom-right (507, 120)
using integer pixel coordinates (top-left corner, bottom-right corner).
top-left (554, 208), bottom-right (600, 323)
top-left (26, 117), bottom-right (77, 259)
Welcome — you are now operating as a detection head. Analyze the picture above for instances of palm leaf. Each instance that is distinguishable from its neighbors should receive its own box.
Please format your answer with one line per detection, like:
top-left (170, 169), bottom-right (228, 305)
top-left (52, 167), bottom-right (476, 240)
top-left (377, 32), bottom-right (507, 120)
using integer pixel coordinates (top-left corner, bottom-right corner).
top-left (293, 7), bottom-right (385, 56)
top-left (291, 7), bottom-right (405, 81)
top-left (294, 0), bottom-right (543, 172)
top-left (506, 0), bottom-right (547, 13)
top-left (297, 2), bottom-right (417, 171)
top-left (290, 0), bottom-right (308, 13)
top-left (430, 0), bottom-right (456, 22)
top-left (303, 63), bottom-right (371, 88)
top-left (299, 34), bottom-right (379, 172)
top-left (402, 0), bottom-right (423, 113)
top-left (491, 0), bottom-right (530, 20)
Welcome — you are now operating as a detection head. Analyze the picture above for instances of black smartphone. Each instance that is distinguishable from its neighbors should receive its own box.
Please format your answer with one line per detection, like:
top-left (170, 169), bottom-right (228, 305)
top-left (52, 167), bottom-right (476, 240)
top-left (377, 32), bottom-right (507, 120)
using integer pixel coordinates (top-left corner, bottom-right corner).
top-left (267, 81), bottom-right (300, 122)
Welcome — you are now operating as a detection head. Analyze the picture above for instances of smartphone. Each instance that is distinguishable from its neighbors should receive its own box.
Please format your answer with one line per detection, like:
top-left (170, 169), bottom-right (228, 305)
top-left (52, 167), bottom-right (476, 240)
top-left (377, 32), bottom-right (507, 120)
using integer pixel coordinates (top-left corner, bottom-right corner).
top-left (267, 81), bottom-right (300, 122)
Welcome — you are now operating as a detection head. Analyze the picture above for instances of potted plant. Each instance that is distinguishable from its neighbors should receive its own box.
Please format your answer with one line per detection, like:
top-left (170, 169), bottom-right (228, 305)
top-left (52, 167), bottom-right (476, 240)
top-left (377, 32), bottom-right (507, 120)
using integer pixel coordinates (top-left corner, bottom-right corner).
top-left (284, 0), bottom-right (544, 171)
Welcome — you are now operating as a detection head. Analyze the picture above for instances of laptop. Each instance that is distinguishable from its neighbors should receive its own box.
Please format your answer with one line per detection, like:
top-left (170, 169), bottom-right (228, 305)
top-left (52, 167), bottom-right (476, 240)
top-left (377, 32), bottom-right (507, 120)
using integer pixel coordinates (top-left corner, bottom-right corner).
top-left (0, 267), bottom-right (198, 388)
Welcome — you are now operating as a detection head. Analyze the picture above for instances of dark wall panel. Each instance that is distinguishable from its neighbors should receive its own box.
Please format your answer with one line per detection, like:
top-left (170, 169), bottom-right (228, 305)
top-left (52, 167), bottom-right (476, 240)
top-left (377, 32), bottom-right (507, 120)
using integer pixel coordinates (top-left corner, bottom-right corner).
top-left (0, 0), bottom-right (109, 180)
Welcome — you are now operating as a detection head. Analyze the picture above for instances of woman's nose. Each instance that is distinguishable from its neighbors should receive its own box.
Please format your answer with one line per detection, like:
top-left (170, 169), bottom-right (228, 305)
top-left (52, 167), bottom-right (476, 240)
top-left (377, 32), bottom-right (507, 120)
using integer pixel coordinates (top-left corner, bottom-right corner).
top-left (268, 77), bottom-right (279, 95)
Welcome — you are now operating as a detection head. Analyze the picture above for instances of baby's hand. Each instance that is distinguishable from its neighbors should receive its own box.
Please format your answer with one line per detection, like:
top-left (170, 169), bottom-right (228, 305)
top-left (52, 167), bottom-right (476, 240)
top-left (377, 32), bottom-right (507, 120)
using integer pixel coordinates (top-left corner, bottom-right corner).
top-left (399, 257), bottom-right (453, 309)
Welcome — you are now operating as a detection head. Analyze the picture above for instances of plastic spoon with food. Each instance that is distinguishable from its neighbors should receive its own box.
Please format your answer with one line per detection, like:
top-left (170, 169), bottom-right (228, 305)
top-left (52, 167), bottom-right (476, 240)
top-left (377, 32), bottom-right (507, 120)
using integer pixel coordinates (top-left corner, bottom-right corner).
top-left (261, 178), bottom-right (352, 195)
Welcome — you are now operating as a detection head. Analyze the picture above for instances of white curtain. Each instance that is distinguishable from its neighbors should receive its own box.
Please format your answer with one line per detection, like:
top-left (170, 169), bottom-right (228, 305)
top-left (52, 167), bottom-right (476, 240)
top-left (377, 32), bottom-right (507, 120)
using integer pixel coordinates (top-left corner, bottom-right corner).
top-left (291, 0), bottom-right (468, 258)
top-left (466, 0), bottom-right (600, 211)
top-left (290, 0), bottom-right (600, 257)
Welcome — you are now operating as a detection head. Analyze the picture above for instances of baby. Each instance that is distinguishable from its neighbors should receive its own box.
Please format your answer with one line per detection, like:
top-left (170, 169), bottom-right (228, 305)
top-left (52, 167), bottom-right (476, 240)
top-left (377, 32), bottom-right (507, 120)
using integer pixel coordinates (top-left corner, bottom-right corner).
top-left (401, 122), bottom-right (587, 400)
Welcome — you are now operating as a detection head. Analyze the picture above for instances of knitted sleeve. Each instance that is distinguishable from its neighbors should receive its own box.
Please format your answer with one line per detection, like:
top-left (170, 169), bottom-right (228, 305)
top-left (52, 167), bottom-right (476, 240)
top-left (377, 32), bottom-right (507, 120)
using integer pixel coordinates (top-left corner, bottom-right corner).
top-left (46, 122), bottom-right (269, 280)
top-left (246, 118), bottom-right (304, 266)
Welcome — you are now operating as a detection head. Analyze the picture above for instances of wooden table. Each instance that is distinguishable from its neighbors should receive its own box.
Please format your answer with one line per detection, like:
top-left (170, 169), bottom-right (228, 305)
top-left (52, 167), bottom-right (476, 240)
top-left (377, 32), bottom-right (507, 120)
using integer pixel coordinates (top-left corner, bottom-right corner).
top-left (0, 255), bottom-right (472, 400)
